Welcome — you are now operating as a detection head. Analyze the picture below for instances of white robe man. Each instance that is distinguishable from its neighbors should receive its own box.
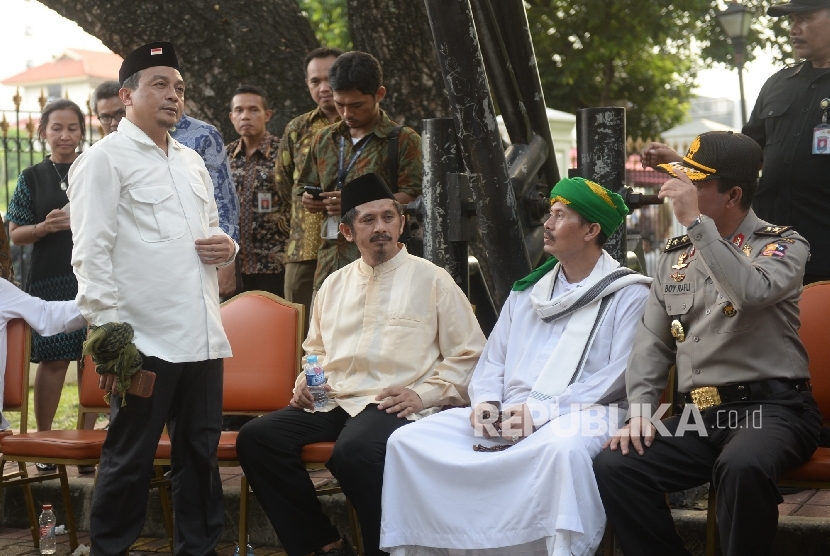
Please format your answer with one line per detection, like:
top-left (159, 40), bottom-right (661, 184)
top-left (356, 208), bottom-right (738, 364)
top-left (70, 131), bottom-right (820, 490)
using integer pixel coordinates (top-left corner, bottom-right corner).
top-left (0, 278), bottom-right (86, 429)
top-left (380, 177), bottom-right (651, 556)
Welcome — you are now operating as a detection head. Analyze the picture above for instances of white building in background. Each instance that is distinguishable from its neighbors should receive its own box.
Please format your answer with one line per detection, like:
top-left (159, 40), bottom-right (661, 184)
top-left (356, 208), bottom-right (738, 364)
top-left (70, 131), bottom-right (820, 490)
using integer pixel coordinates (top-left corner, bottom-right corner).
top-left (690, 96), bottom-right (740, 129)
top-left (0, 48), bottom-right (121, 124)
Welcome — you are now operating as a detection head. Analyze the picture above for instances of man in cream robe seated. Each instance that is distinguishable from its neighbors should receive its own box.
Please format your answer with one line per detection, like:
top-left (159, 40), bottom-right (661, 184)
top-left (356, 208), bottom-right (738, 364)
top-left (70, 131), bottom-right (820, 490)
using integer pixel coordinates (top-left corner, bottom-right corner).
top-left (237, 173), bottom-right (485, 556)
top-left (380, 177), bottom-right (651, 556)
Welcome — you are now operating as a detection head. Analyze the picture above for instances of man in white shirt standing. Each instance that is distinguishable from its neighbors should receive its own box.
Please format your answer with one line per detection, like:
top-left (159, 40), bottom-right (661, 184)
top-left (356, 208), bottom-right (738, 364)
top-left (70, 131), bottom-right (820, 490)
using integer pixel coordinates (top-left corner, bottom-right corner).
top-left (236, 173), bottom-right (485, 556)
top-left (379, 177), bottom-right (651, 556)
top-left (68, 42), bottom-right (236, 556)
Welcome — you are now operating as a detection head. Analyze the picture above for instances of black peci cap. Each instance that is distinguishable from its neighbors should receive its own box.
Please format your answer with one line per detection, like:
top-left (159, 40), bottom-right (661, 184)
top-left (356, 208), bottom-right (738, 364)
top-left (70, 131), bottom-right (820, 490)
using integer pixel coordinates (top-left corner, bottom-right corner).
top-left (341, 173), bottom-right (397, 216)
top-left (119, 42), bottom-right (179, 85)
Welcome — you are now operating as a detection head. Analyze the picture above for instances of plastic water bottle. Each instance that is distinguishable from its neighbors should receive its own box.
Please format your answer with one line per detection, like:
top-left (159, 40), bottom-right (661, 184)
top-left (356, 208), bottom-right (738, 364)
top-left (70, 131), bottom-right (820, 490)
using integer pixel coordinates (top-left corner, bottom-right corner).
top-left (233, 536), bottom-right (255, 556)
top-left (304, 355), bottom-right (328, 409)
top-left (38, 504), bottom-right (56, 554)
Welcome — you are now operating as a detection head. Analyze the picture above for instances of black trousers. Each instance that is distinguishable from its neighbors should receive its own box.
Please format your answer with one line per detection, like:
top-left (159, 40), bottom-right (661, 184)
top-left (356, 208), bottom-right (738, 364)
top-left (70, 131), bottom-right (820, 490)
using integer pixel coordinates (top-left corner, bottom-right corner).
top-left (593, 391), bottom-right (822, 556)
top-left (90, 357), bottom-right (224, 556)
top-left (236, 405), bottom-right (410, 556)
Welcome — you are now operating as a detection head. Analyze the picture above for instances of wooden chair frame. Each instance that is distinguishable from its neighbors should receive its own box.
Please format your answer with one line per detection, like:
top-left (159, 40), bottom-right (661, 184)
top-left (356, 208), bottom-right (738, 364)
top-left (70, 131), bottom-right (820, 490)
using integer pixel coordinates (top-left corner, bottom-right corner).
top-left (230, 290), bottom-right (306, 551)
top-left (0, 319), bottom-right (83, 551)
top-left (0, 326), bottom-right (175, 554)
top-left (0, 320), bottom-right (45, 548)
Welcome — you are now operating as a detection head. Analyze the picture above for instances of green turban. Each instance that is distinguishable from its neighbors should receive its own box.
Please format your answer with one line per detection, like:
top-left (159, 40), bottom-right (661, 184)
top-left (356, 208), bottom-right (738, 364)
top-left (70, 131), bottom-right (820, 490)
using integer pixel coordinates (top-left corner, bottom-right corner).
top-left (512, 177), bottom-right (629, 291)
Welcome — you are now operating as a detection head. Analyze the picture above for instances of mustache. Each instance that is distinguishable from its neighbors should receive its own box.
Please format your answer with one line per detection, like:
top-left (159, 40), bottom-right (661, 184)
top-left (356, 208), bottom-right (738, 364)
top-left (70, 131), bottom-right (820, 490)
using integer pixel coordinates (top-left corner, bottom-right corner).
top-left (544, 231), bottom-right (555, 241)
top-left (370, 233), bottom-right (393, 243)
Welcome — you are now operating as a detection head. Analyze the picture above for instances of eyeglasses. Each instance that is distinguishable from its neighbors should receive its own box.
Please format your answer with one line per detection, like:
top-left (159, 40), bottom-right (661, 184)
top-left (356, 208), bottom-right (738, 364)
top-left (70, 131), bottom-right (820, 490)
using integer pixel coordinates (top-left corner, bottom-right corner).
top-left (98, 110), bottom-right (126, 125)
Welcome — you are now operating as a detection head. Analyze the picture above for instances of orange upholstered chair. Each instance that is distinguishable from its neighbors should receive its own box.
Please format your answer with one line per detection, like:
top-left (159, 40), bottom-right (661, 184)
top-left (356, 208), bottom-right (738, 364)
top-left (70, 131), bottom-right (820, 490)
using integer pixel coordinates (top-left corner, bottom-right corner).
top-left (705, 281), bottom-right (830, 555)
top-left (152, 290), bottom-right (307, 550)
top-left (0, 346), bottom-right (108, 552)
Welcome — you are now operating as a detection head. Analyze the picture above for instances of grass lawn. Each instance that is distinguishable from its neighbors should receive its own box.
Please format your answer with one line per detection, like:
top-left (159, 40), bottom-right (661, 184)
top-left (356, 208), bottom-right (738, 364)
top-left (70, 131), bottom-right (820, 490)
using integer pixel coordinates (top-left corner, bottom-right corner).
top-left (6, 385), bottom-right (108, 432)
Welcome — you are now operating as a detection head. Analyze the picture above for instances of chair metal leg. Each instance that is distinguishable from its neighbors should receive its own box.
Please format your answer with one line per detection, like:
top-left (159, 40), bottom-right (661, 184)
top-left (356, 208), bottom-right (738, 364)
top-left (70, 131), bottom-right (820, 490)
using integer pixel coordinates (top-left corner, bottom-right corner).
top-left (57, 464), bottom-right (79, 551)
top-left (153, 465), bottom-right (175, 553)
top-left (346, 498), bottom-right (363, 556)
top-left (240, 474), bottom-right (250, 553)
top-left (706, 485), bottom-right (718, 556)
top-left (19, 461), bottom-right (40, 549)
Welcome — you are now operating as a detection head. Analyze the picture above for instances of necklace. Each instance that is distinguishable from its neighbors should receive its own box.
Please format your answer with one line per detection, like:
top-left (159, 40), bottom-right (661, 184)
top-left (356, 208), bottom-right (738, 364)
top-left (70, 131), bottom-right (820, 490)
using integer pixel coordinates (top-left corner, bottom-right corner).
top-left (51, 161), bottom-right (68, 191)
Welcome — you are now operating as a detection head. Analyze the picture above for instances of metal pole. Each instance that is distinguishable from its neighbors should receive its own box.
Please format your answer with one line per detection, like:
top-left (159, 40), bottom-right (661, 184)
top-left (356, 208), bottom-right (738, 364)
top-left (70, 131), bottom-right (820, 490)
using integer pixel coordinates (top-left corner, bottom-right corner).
top-left (489, 0), bottom-right (561, 191)
top-left (424, 0), bottom-right (531, 308)
top-left (576, 107), bottom-right (628, 264)
top-left (737, 66), bottom-right (747, 126)
top-left (469, 0), bottom-right (532, 145)
top-left (422, 118), bottom-right (466, 286)
top-left (733, 37), bottom-right (748, 126)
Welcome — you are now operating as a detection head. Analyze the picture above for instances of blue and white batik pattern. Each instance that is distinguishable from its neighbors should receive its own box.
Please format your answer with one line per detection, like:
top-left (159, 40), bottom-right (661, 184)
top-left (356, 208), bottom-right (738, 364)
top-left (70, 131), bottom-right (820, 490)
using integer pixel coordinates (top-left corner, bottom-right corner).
top-left (172, 114), bottom-right (240, 242)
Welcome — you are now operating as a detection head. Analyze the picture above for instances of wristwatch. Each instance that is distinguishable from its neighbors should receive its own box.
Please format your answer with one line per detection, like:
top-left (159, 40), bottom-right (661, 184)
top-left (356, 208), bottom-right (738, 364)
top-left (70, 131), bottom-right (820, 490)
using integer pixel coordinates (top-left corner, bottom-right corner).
top-left (687, 214), bottom-right (707, 230)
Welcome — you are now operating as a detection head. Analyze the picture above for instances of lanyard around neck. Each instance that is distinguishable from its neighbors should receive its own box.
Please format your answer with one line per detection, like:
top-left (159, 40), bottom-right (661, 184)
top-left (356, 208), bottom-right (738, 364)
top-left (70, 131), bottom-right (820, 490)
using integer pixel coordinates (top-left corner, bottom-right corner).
top-left (337, 134), bottom-right (373, 190)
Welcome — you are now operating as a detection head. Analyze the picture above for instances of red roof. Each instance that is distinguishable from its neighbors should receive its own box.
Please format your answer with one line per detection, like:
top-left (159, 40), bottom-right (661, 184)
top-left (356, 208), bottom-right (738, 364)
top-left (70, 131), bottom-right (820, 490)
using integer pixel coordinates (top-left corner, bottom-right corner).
top-left (625, 154), bottom-right (665, 187)
top-left (2, 49), bottom-right (122, 85)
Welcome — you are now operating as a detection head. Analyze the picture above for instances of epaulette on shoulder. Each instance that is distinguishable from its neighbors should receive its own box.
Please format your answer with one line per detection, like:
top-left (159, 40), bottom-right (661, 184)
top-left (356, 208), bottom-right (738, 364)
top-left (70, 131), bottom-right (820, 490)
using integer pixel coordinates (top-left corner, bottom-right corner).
top-left (755, 225), bottom-right (793, 237)
top-left (664, 234), bottom-right (691, 252)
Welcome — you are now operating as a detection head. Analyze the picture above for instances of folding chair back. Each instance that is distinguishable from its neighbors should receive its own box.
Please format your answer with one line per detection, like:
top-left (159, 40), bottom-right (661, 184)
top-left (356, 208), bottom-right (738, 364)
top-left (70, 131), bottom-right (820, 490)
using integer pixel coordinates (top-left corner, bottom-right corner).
top-left (798, 281), bottom-right (830, 422)
top-left (221, 291), bottom-right (304, 415)
top-left (77, 354), bottom-right (110, 429)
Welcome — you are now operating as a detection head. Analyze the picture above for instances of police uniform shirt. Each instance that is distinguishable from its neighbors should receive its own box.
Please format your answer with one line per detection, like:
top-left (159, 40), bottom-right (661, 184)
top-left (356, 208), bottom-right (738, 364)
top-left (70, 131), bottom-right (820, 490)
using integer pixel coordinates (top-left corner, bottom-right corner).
top-left (744, 61), bottom-right (830, 276)
top-left (625, 209), bottom-right (811, 416)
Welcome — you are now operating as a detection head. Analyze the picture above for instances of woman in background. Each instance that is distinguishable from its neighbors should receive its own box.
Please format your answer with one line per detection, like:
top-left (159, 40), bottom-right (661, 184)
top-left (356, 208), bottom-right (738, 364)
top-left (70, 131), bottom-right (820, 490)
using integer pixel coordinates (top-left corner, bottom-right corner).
top-left (6, 99), bottom-right (87, 468)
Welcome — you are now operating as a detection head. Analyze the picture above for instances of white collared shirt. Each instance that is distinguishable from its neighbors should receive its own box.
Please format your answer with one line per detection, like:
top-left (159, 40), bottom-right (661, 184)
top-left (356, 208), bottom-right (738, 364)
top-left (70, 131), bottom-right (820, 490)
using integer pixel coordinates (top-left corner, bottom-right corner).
top-left (68, 118), bottom-right (234, 363)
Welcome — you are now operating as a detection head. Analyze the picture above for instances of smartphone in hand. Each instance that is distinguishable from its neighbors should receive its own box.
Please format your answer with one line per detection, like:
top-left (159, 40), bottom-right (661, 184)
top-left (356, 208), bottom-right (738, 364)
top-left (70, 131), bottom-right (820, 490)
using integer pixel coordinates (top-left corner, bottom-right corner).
top-left (303, 185), bottom-right (324, 200)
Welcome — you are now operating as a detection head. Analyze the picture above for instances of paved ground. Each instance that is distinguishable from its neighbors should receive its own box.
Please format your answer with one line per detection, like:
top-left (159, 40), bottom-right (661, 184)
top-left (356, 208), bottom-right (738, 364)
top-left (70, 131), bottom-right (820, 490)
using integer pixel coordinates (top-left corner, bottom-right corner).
top-left (0, 462), bottom-right (333, 554)
top-left (0, 526), bottom-right (288, 555)
top-left (0, 463), bottom-right (827, 554)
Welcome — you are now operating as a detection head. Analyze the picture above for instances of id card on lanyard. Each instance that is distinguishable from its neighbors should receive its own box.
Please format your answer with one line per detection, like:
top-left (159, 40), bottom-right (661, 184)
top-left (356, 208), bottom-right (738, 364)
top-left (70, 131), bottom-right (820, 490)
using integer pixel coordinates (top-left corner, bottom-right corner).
top-left (814, 98), bottom-right (830, 155)
top-left (337, 135), bottom-right (373, 189)
top-left (322, 135), bottom-right (374, 240)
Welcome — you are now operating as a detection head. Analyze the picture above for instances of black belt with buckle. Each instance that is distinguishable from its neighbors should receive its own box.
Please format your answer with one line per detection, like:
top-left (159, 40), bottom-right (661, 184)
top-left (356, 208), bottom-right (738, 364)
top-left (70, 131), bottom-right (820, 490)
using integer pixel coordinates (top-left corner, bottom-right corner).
top-left (684, 379), bottom-right (812, 410)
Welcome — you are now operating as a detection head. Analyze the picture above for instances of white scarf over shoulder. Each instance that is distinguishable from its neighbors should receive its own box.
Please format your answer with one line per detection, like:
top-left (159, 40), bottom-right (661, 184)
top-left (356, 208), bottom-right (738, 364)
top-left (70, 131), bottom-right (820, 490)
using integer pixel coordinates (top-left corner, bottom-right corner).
top-left (527, 251), bottom-right (652, 402)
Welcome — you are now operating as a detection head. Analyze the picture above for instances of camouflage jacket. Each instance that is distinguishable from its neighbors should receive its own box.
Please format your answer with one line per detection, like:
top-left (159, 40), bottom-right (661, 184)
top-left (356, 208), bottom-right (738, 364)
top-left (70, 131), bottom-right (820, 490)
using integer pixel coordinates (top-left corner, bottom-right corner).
top-left (296, 110), bottom-right (422, 290)
top-left (226, 132), bottom-right (290, 274)
top-left (274, 108), bottom-right (335, 263)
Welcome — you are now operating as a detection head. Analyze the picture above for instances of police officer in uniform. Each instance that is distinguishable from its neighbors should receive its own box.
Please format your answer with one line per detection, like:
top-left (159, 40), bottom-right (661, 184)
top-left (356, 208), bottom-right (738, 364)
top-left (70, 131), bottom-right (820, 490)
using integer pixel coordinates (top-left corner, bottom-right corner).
top-left (641, 0), bottom-right (830, 283)
top-left (592, 131), bottom-right (823, 556)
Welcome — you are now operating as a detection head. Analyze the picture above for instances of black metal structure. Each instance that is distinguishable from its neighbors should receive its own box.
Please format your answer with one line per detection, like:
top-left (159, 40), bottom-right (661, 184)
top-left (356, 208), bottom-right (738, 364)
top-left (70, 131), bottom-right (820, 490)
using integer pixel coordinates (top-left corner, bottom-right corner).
top-left (575, 107), bottom-right (628, 264)
top-left (422, 0), bottom-right (556, 308)
top-left (421, 0), bottom-right (663, 312)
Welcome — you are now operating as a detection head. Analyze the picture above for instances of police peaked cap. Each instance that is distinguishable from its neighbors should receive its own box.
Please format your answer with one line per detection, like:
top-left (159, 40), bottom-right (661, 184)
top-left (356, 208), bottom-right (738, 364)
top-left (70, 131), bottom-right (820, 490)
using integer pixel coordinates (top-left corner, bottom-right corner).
top-left (768, 0), bottom-right (830, 16)
top-left (656, 131), bottom-right (762, 184)
top-left (341, 173), bottom-right (397, 216)
top-left (119, 42), bottom-right (180, 85)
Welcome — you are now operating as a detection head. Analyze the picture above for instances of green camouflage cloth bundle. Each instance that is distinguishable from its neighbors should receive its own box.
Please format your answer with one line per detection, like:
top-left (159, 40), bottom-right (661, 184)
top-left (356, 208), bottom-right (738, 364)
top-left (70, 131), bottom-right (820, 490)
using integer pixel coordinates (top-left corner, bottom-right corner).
top-left (82, 322), bottom-right (143, 406)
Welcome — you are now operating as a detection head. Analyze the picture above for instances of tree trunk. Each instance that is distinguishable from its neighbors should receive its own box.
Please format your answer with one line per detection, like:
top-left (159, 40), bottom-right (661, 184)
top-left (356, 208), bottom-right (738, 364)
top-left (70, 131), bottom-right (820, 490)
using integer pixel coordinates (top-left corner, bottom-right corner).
top-left (347, 0), bottom-right (448, 131)
top-left (38, 0), bottom-right (320, 140)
